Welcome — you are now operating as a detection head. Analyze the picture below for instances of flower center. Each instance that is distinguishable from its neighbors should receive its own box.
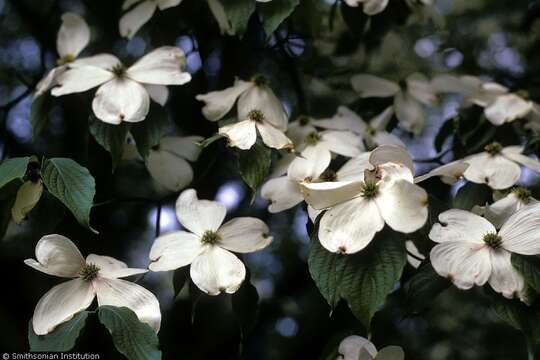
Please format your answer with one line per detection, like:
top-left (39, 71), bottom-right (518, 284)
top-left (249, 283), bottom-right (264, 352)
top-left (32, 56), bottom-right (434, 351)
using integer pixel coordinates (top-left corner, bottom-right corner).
top-left (251, 74), bottom-right (268, 87)
top-left (111, 64), bottom-right (126, 77)
top-left (298, 115), bottom-right (311, 126)
top-left (79, 263), bottom-right (100, 281)
top-left (319, 169), bottom-right (337, 182)
top-left (304, 131), bottom-right (321, 145)
top-left (483, 233), bottom-right (503, 249)
top-left (248, 109), bottom-right (265, 123)
top-left (201, 230), bottom-right (221, 245)
top-left (512, 186), bottom-right (532, 203)
top-left (57, 54), bottom-right (75, 66)
top-left (366, 125), bottom-right (376, 136)
top-left (361, 181), bottom-right (379, 199)
top-left (484, 142), bottom-right (502, 156)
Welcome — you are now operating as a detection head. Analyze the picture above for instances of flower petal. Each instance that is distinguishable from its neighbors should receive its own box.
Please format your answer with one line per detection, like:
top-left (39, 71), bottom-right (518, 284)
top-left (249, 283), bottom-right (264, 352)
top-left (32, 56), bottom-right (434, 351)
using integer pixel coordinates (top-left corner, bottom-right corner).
top-left (148, 231), bottom-right (203, 271)
top-left (35, 66), bottom-right (67, 96)
top-left (146, 150), bottom-right (194, 191)
top-left (488, 249), bottom-right (525, 299)
top-left (406, 74), bottom-right (438, 106)
top-left (256, 121), bottom-right (293, 150)
top-left (302, 180), bottom-right (364, 210)
top-left (363, 0), bottom-right (389, 15)
top-left (219, 119), bottom-right (257, 150)
top-left (406, 241), bottom-right (424, 269)
top-left (369, 144), bottom-right (414, 175)
top-left (127, 46), bottom-right (191, 85)
top-left (502, 146), bottom-right (540, 174)
top-left (92, 78), bottom-right (150, 124)
top-left (70, 54), bottom-right (122, 69)
top-left (371, 131), bottom-right (406, 148)
top-left (32, 279), bottom-right (95, 335)
top-left (499, 202), bottom-right (540, 255)
top-left (336, 152), bottom-right (372, 181)
top-left (414, 161), bottom-right (469, 184)
top-left (484, 94), bottom-right (532, 125)
top-left (261, 176), bottom-right (304, 213)
top-left (159, 136), bottom-right (203, 161)
top-left (57, 13), bottom-right (90, 58)
top-left (318, 197), bottom-right (385, 254)
top-left (86, 254), bottom-right (147, 279)
top-left (370, 106), bottom-right (394, 132)
top-left (320, 130), bottom-right (364, 157)
top-left (376, 180), bottom-right (428, 233)
top-left (350, 74), bottom-right (399, 98)
top-left (428, 209), bottom-right (496, 244)
top-left (119, 0), bottom-right (157, 39)
top-left (430, 242), bottom-right (491, 289)
top-left (482, 192), bottom-right (525, 229)
top-left (24, 234), bottom-right (85, 278)
top-left (94, 277), bottom-right (161, 332)
top-left (157, 0), bottom-right (183, 10)
top-left (175, 189), bottom-right (226, 235)
top-left (337, 335), bottom-right (378, 360)
top-left (196, 80), bottom-right (253, 121)
top-left (311, 106), bottom-right (367, 134)
top-left (190, 247), bottom-right (246, 295)
top-left (394, 91), bottom-right (425, 135)
top-left (237, 85), bottom-right (288, 131)
top-left (145, 84), bottom-right (169, 106)
top-left (463, 153), bottom-right (521, 190)
top-left (218, 217), bottom-right (272, 253)
top-left (51, 66), bottom-right (114, 96)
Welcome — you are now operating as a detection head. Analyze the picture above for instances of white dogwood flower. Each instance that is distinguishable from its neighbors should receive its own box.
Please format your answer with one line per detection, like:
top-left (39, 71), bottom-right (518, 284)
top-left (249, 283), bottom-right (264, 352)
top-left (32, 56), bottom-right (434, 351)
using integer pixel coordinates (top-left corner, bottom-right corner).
top-left (302, 145), bottom-right (428, 254)
top-left (342, 0), bottom-right (389, 15)
top-left (337, 335), bottom-right (405, 360)
top-left (351, 73), bottom-right (438, 134)
top-left (36, 13), bottom-right (90, 96)
top-left (463, 142), bottom-right (540, 189)
top-left (429, 204), bottom-right (540, 300)
top-left (476, 187), bottom-right (538, 228)
top-left (25, 234), bottom-right (160, 335)
top-left (120, 0), bottom-right (183, 39)
top-left (196, 77), bottom-right (291, 150)
top-left (149, 189), bottom-right (273, 295)
top-left (414, 160), bottom-right (469, 184)
top-left (50, 46), bottom-right (190, 124)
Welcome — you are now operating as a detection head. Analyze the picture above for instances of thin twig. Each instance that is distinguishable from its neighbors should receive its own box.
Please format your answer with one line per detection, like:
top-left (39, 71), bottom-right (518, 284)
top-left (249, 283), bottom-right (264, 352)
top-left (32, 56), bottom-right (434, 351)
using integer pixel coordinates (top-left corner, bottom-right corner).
top-left (406, 250), bottom-right (424, 262)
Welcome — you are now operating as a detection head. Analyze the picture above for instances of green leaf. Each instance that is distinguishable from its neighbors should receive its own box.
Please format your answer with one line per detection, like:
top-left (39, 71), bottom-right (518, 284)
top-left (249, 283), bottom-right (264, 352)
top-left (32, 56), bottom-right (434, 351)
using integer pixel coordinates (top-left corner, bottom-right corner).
top-left (199, 133), bottom-right (226, 148)
top-left (232, 273), bottom-right (259, 341)
top-left (130, 104), bottom-right (170, 158)
top-left (308, 226), bottom-right (407, 328)
top-left (237, 142), bottom-right (272, 194)
top-left (88, 116), bottom-right (130, 170)
top-left (30, 93), bottom-right (53, 140)
top-left (403, 262), bottom-right (451, 314)
top-left (41, 158), bottom-right (96, 230)
top-left (375, 346), bottom-right (405, 360)
top-left (492, 297), bottom-right (540, 344)
top-left (512, 254), bottom-right (540, 294)
top-left (0, 157), bottom-right (30, 190)
top-left (258, 0), bottom-right (300, 38)
top-left (28, 311), bottom-right (89, 352)
top-left (222, 0), bottom-right (256, 37)
top-left (98, 306), bottom-right (161, 360)
top-left (453, 182), bottom-right (492, 211)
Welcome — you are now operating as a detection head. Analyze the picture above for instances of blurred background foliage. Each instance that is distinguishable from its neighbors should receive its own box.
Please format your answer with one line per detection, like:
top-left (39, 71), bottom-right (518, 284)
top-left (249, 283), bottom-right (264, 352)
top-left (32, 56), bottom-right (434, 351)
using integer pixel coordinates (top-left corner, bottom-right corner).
top-left (2, 0), bottom-right (540, 358)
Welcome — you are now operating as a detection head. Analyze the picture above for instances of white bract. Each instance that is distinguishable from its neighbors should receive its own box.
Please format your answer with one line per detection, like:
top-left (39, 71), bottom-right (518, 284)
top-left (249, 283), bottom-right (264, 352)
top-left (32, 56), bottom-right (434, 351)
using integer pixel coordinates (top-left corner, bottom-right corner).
top-left (414, 160), bottom-right (469, 184)
top-left (35, 13), bottom-right (90, 96)
top-left (475, 187), bottom-right (538, 228)
top-left (51, 46), bottom-right (191, 124)
top-left (429, 204), bottom-right (540, 300)
top-left (336, 335), bottom-right (405, 360)
top-left (351, 73), bottom-right (438, 135)
top-left (120, 0), bottom-right (183, 39)
top-left (406, 240), bottom-right (425, 269)
top-left (463, 143), bottom-right (540, 189)
top-left (149, 189), bottom-right (273, 295)
top-left (196, 77), bottom-right (292, 150)
top-left (25, 234), bottom-right (160, 335)
top-left (302, 145), bottom-right (428, 254)
top-left (342, 0), bottom-right (390, 15)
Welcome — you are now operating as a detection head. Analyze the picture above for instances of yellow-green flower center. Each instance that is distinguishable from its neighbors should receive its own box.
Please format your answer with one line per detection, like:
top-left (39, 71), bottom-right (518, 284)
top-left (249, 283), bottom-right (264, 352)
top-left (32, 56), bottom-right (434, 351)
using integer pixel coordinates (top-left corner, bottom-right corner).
top-left (304, 131), bottom-right (321, 145)
top-left (248, 109), bottom-right (265, 123)
top-left (512, 187), bottom-right (532, 203)
top-left (361, 181), bottom-right (379, 199)
top-left (201, 230), bottom-right (221, 245)
top-left (484, 142), bottom-right (502, 156)
top-left (483, 233), bottom-right (503, 249)
top-left (111, 64), bottom-right (126, 77)
top-left (251, 74), bottom-right (268, 87)
top-left (57, 54), bottom-right (75, 66)
top-left (80, 263), bottom-right (100, 281)
top-left (298, 115), bottom-right (311, 126)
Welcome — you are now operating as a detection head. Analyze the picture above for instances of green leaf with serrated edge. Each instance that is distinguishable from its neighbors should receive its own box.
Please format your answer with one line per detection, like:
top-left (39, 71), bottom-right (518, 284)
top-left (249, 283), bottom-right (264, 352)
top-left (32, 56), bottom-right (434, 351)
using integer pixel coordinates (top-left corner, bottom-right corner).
top-left (453, 182), bottom-right (492, 211)
top-left (403, 261), bottom-right (451, 314)
top-left (88, 116), bottom-right (130, 171)
top-left (232, 272), bottom-right (259, 341)
top-left (308, 225), bottom-right (407, 328)
top-left (258, 0), bottom-right (300, 38)
top-left (30, 93), bottom-right (53, 140)
top-left (98, 306), bottom-right (161, 360)
top-left (28, 311), bottom-right (89, 352)
top-left (238, 142), bottom-right (272, 194)
top-left (222, 0), bottom-right (256, 37)
top-left (41, 158), bottom-right (96, 230)
top-left (199, 133), bottom-right (225, 148)
top-left (492, 296), bottom-right (540, 344)
top-left (130, 104), bottom-right (170, 158)
top-left (512, 254), bottom-right (540, 294)
top-left (0, 157), bottom-right (30, 190)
